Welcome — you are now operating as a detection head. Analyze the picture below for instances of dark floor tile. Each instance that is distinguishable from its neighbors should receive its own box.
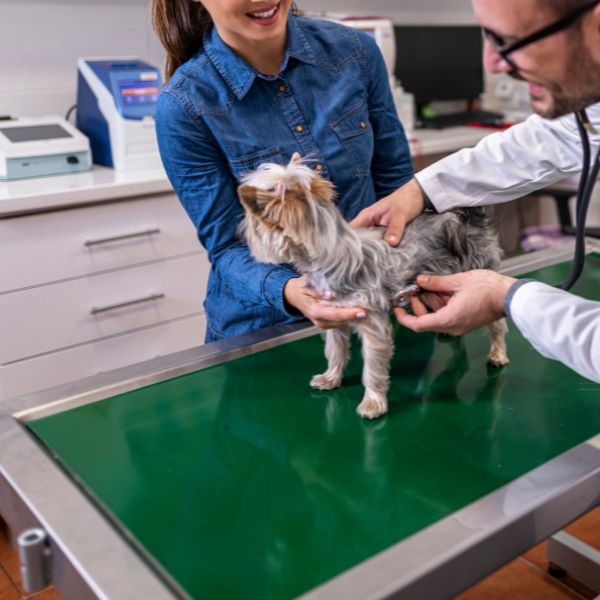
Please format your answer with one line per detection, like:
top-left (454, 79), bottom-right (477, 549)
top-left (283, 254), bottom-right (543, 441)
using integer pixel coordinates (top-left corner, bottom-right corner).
top-left (0, 563), bottom-right (20, 600)
top-left (564, 506), bottom-right (600, 549)
top-left (521, 507), bottom-right (600, 598)
top-left (456, 557), bottom-right (585, 599)
top-left (25, 586), bottom-right (62, 599)
top-left (0, 532), bottom-right (22, 597)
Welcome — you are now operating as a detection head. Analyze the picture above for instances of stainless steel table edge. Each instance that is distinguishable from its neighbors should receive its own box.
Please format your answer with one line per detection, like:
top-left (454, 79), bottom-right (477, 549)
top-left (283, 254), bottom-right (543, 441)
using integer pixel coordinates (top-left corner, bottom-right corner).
top-left (299, 436), bottom-right (600, 600)
top-left (0, 241), bottom-right (598, 599)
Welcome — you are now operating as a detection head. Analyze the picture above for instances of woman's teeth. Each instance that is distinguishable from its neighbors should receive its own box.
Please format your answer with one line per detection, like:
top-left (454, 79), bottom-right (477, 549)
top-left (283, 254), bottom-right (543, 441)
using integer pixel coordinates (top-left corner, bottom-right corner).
top-left (250, 6), bottom-right (277, 18)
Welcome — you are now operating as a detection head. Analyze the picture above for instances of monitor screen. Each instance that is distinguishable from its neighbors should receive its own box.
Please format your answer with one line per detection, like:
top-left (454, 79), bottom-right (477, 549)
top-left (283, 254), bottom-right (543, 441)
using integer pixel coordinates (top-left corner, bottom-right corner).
top-left (0, 124), bottom-right (73, 143)
top-left (394, 26), bottom-right (484, 106)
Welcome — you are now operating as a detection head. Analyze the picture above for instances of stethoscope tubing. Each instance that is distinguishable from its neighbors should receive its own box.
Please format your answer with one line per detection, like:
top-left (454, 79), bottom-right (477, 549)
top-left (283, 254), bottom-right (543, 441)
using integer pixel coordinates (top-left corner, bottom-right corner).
top-left (556, 109), bottom-right (600, 290)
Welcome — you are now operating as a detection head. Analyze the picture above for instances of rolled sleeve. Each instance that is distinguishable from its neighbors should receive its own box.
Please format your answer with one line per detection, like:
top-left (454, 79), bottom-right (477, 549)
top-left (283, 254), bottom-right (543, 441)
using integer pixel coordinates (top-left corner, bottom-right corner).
top-left (263, 266), bottom-right (301, 316)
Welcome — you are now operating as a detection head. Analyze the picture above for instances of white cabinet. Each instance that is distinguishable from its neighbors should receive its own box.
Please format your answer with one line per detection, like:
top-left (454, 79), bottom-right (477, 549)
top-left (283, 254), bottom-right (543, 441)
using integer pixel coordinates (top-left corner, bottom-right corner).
top-left (0, 193), bottom-right (202, 291)
top-left (0, 177), bottom-right (209, 400)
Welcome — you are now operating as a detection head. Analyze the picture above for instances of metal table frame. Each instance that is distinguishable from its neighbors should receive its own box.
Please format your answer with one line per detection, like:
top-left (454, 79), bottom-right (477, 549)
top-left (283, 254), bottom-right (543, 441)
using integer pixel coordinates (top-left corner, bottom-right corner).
top-left (1, 241), bottom-right (599, 600)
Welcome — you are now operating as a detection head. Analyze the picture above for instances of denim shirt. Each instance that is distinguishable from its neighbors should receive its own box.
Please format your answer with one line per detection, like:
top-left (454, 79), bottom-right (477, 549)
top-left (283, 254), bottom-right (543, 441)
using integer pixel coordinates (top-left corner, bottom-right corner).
top-left (156, 15), bottom-right (413, 342)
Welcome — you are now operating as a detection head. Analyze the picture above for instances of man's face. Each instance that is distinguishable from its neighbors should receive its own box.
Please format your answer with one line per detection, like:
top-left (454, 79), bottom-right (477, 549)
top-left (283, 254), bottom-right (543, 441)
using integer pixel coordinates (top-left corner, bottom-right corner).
top-left (474, 0), bottom-right (600, 118)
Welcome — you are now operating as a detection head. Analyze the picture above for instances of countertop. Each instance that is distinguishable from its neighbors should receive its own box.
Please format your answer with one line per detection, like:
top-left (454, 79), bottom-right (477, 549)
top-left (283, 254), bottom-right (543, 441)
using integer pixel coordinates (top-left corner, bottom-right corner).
top-left (0, 126), bottom-right (496, 218)
top-left (0, 165), bottom-right (172, 217)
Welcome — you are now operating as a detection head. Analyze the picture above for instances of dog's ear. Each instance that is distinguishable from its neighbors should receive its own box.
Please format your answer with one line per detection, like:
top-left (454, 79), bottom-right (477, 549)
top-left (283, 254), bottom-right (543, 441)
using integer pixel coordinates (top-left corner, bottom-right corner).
top-left (311, 176), bottom-right (336, 203)
top-left (290, 152), bottom-right (302, 164)
top-left (238, 184), bottom-right (263, 215)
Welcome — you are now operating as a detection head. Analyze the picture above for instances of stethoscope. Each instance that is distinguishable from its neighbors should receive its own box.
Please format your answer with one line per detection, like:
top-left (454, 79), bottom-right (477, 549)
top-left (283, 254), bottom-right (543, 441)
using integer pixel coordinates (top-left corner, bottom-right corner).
top-left (558, 109), bottom-right (600, 290)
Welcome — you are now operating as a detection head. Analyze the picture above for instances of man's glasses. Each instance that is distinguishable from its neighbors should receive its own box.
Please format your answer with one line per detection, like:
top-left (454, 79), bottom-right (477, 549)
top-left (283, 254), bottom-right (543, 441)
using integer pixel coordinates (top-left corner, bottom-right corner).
top-left (483, 0), bottom-right (600, 71)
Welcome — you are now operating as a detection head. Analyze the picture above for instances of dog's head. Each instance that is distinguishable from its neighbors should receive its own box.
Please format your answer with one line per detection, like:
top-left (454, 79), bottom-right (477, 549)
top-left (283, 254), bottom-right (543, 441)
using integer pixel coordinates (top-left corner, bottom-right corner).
top-left (238, 153), bottom-right (336, 265)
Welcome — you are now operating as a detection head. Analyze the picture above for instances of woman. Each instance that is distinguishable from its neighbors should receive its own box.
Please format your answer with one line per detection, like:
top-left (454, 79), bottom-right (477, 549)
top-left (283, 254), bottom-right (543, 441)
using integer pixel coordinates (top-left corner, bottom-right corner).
top-left (151, 0), bottom-right (413, 342)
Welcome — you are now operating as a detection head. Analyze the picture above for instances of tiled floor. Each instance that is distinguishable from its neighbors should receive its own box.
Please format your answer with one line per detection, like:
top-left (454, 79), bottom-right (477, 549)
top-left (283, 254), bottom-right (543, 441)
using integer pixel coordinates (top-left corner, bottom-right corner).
top-left (1, 508), bottom-right (598, 599)
top-left (0, 520), bottom-right (60, 600)
top-left (457, 506), bottom-right (600, 600)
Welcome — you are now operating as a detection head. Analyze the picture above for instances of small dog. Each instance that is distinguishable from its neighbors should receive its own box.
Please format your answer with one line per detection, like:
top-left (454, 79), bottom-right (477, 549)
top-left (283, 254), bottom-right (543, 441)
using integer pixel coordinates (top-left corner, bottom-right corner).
top-left (238, 154), bottom-right (508, 419)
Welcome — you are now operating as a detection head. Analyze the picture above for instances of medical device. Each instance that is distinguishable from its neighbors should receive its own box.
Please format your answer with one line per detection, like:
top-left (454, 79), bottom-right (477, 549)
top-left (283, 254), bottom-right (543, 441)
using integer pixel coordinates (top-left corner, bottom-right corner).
top-left (0, 116), bottom-right (91, 180)
top-left (393, 283), bottom-right (421, 308)
top-left (76, 58), bottom-right (163, 171)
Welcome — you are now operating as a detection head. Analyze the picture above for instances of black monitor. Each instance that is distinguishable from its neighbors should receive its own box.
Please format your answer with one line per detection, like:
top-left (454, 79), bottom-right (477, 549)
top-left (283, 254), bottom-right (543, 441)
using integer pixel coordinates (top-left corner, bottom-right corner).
top-left (394, 26), bottom-right (484, 108)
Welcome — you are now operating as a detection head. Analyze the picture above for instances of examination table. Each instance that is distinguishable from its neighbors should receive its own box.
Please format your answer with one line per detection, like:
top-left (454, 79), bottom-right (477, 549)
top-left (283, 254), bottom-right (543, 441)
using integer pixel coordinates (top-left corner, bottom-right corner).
top-left (1, 242), bottom-right (599, 599)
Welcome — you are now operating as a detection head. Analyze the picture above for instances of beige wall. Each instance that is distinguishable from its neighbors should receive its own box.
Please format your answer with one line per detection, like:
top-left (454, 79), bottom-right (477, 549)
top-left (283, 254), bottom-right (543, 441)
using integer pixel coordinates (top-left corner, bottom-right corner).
top-left (0, 0), bottom-right (165, 118)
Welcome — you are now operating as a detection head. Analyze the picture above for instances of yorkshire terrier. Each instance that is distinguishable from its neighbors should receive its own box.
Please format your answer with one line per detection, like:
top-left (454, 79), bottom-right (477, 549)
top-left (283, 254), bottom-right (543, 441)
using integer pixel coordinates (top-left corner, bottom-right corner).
top-left (238, 154), bottom-right (508, 419)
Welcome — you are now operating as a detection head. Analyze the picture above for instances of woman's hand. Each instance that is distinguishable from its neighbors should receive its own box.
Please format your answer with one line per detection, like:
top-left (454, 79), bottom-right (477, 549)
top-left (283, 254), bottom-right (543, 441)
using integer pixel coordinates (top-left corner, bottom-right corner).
top-left (350, 178), bottom-right (425, 246)
top-left (284, 276), bottom-right (367, 329)
top-left (394, 270), bottom-right (517, 335)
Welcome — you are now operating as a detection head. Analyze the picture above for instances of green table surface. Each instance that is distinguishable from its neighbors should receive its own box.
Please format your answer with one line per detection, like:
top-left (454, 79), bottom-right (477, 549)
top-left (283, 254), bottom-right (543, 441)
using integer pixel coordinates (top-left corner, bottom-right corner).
top-left (29, 256), bottom-right (600, 599)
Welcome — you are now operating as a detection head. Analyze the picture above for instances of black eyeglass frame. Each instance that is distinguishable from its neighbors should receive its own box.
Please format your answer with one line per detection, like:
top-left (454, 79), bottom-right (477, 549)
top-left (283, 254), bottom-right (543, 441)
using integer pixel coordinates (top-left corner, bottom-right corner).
top-left (483, 0), bottom-right (600, 70)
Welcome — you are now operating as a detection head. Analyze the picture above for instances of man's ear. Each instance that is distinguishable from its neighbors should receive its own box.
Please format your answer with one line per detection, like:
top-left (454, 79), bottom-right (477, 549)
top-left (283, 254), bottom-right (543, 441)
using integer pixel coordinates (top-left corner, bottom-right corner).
top-left (238, 184), bottom-right (262, 214)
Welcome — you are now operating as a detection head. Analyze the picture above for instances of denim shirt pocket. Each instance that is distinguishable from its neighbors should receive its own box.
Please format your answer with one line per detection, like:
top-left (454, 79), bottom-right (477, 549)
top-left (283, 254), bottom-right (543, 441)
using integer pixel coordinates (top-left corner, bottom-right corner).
top-left (229, 147), bottom-right (284, 182)
top-left (330, 102), bottom-right (374, 176)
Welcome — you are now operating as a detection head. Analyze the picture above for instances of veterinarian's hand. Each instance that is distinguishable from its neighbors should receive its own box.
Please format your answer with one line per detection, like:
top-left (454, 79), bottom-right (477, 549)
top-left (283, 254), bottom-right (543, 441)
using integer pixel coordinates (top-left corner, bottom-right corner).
top-left (350, 178), bottom-right (424, 246)
top-left (394, 270), bottom-right (517, 335)
top-left (284, 276), bottom-right (367, 329)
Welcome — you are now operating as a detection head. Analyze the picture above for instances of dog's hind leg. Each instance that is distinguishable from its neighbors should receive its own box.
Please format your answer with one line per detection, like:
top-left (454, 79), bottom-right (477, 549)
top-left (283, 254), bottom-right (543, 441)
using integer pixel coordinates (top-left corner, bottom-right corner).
top-left (310, 327), bottom-right (350, 390)
top-left (487, 317), bottom-right (509, 367)
top-left (356, 316), bottom-right (393, 419)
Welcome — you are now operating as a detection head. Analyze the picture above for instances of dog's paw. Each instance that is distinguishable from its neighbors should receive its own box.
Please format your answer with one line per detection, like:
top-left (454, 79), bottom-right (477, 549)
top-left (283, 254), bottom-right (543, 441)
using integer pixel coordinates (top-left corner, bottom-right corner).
top-left (487, 351), bottom-right (510, 367)
top-left (357, 394), bottom-right (388, 419)
top-left (310, 373), bottom-right (342, 390)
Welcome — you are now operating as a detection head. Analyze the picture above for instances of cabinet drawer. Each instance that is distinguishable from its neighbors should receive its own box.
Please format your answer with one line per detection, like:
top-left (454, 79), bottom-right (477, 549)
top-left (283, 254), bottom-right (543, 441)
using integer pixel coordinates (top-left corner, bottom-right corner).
top-left (0, 313), bottom-right (206, 401)
top-left (0, 253), bottom-right (208, 363)
top-left (0, 193), bottom-right (202, 293)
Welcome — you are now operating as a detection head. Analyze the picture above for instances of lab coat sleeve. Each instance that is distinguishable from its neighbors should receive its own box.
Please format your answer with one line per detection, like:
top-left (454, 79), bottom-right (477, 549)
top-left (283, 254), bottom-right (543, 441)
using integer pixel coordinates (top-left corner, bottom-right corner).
top-left (415, 102), bottom-right (600, 212)
top-left (505, 280), bottom-right (600, 383)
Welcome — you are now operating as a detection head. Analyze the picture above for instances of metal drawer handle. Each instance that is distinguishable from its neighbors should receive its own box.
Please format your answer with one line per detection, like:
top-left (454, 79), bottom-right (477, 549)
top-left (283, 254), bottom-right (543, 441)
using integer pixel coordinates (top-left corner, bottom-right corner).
top-left (84, 228), bottom-right (161, 247)
top-left (90, 293), bottom-right (165, 315)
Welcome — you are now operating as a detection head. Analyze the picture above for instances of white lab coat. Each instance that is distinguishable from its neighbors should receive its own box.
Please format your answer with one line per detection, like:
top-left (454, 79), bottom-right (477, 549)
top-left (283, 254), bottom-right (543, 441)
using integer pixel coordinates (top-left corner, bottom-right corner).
top-left (415, 104), bottom-right (600, 383)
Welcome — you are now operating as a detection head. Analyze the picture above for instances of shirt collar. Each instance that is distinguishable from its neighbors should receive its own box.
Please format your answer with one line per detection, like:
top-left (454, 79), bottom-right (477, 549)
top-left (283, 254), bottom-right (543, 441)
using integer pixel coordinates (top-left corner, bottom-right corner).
top-left (203, 15), bottom-right (316, 101)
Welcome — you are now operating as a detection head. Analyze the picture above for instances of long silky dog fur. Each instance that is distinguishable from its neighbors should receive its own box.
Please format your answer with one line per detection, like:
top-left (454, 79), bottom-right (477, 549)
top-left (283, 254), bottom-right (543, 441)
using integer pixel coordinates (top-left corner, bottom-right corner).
top-left (238, 154), bottom-right (508, 419)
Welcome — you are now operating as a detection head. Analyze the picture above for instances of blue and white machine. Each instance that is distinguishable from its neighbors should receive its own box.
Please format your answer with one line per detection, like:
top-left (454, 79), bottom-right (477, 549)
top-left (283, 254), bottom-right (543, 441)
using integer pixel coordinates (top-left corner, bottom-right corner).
top-left (0, 115), bottom-right (91, 180)
top-left (76, 58), bottom-right (163, 171)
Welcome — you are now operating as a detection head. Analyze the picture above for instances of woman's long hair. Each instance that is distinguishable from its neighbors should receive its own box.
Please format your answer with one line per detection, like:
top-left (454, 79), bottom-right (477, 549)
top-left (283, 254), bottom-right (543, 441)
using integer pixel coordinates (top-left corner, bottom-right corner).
top-left (151, 1), bottom-right (299, 81)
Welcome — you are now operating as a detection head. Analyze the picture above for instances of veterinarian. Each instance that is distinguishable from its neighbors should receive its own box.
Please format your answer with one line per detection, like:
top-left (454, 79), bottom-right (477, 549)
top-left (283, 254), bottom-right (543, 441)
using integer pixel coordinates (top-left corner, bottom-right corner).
top-left (151, 0), bottom-right (413, 341)
top-left (352, 0), bottom-right (600, 383)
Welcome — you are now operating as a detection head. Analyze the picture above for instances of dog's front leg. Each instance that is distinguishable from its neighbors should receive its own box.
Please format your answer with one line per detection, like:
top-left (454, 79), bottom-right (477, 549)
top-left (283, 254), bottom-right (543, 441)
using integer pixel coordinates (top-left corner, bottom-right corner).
top-left (356, 316), bottom-right (393, 419)
top-left (310, 326), bottom-right (350, 390)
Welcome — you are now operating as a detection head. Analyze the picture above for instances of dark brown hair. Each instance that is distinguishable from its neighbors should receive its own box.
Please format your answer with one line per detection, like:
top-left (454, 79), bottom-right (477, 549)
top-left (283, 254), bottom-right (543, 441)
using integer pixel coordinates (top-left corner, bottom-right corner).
top-left (151, 1), bottom-right (211, 81)
top-left (151, 1), bottom-right (299, 81)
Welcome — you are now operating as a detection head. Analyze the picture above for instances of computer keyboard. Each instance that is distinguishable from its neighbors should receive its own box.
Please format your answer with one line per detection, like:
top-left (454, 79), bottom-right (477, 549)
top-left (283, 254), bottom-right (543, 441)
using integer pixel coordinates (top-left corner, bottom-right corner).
top-left (419, 110), bottom-right (505, 129)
